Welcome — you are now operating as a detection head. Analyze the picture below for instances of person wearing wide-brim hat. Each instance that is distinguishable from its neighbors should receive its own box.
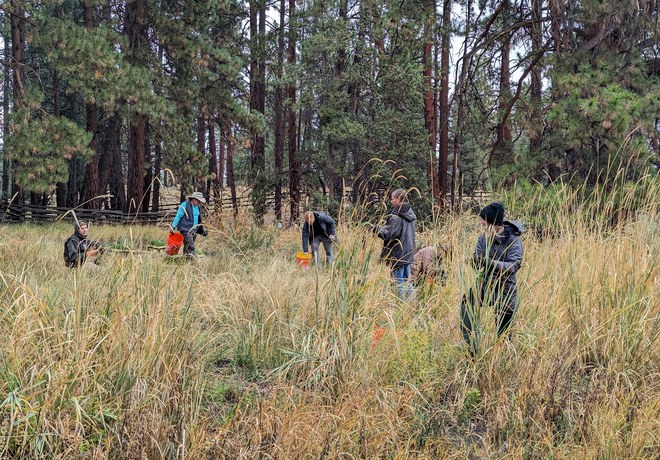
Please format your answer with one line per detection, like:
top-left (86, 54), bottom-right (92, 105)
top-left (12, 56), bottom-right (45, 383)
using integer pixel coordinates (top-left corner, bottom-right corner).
top-left (170, 191), bottom-right (208, 258)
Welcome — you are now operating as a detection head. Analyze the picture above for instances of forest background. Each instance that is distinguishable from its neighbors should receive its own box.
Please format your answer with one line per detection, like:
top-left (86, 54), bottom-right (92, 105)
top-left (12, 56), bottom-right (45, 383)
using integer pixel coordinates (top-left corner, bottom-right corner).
top-left (0, 0), bottom-right (657, 219)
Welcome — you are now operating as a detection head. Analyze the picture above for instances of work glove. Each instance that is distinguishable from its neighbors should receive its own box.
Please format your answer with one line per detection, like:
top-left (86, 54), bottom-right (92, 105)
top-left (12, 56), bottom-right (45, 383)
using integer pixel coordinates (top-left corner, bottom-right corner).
top-left (202, 226), bottom-right (208, 237)
top-left (329, 234), bottom-right (336, 242)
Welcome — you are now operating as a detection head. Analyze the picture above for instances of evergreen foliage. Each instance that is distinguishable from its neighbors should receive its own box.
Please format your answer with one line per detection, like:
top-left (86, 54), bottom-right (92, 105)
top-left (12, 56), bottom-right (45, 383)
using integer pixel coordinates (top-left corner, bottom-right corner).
top-left (0, 0), bottom-right (656, 216)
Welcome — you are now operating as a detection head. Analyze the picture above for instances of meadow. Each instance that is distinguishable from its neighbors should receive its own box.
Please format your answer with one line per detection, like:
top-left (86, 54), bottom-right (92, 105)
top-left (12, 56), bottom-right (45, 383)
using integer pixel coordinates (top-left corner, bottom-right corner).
top-left (0, 180), bottom-right (658, 459)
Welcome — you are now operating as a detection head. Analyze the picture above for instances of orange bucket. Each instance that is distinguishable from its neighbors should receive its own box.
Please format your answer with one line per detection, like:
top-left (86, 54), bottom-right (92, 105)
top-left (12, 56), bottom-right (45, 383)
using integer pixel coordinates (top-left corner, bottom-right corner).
top-left (165, 232), bottom-right (184, 255)
top-left (296, 251), bottom-right (312, 268)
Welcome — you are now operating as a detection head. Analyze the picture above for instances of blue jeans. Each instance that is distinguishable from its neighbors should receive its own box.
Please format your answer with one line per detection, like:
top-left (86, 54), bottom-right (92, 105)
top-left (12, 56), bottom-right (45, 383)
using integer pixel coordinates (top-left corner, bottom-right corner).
top-left (392, 264), bottom-right (413, 300)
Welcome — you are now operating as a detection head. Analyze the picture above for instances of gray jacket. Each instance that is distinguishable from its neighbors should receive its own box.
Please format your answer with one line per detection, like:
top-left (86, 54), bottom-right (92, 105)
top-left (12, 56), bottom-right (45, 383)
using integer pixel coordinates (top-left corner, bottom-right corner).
top-left (302, 211), bottom-right (336, 252)
top-left (473, 220), bottom-right (524, 311)
top-left (376, 203), bottom-right (417, 269)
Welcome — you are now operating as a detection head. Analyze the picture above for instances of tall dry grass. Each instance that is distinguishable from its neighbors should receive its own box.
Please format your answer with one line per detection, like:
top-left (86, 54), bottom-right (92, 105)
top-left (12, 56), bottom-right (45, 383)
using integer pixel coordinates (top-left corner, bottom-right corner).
top-left (0, 177), bottom-right (658, 458)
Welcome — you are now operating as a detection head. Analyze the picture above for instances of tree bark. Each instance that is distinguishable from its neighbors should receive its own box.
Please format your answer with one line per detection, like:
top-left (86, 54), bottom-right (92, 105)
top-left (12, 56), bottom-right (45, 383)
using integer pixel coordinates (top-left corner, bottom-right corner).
top-left (439, 0), bottom-right (451, 209)
top-left (125, 0), bottom-right (148, 213)
top-left (529, 0), bottom-right (545, 178)
top-left (423, 0), bottom-right (440, 205)
top-left (207, 117), bottom-right (218, 205)
top-left (141, 122), bottom-right (152, 212)
top-left (490, 0), bottom-right (513, 179)
top-left (249, 0), bottom-right (267, 220)
top-left (9, 0), bottom-right (25, 205)
top-left (152, 126), bottom-right (162, 212)
top-left (273, 0), bottom-right (286, 220)
top-left (451, 0), bottom-right (472, 207)
top-left (197, 109), bottom-right (206, 198)
top-left (107, 114), bottom-right (125, 211)
top-left (2, 34), bottom-right (13, 199)
top-left (218, 117), bottom-right (225, 190)
top-left (53, 69), bottom-right (67, 207)
top-left (81, 1), bottom-right (101, 209)
top-left (287, 0), bottom-right (299, 223)
top-left (223, 121), bottom-right (239, 217)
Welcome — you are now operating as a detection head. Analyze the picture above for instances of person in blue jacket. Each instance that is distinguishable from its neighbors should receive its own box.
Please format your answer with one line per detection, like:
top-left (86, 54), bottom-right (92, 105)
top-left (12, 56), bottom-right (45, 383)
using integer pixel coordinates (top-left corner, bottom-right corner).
top-left (170, 191), bottom-right (208, 257)
top-left (302, 211), bottom-right (336, 266)
top-left (461, 202), bottom-right (524, 355)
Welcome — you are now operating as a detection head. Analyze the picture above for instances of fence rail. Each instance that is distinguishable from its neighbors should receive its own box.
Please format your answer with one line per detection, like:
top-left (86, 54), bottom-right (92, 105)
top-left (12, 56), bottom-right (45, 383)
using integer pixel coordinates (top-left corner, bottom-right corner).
top-left (0, 193), bottom-right (280, 225)
top-left (1, 189), bottom-right (489, 225)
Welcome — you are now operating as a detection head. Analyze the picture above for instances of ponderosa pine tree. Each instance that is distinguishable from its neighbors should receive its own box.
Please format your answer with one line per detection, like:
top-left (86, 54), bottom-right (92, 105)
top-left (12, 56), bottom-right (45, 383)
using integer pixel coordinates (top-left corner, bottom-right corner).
top-left (546, 0), bottom-right (659, 184)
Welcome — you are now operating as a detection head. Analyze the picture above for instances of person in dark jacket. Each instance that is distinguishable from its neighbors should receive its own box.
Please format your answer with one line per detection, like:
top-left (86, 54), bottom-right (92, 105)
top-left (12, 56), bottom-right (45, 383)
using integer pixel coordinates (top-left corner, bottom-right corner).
top-left (302, 211), bottom-right (336, 266)
top-left (461, 202), bottom-right (524, 355)
top-left (373, 188), bottom-right (417, 300)
top-left (64, 221), bottom-right (100, 268)
top-left (170, 191), bottom-right (208, 258)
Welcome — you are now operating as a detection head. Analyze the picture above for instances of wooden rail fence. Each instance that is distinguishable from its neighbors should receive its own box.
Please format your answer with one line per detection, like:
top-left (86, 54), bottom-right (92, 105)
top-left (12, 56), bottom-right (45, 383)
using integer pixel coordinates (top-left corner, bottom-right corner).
top-left (0, 194), bottom-right (271, 225)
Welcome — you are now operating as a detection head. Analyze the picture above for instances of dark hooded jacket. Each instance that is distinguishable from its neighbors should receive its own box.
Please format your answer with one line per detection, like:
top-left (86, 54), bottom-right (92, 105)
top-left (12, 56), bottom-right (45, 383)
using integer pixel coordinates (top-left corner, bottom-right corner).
top-left (472, 220), bottom-right (524, 312)
top-left (64, 225), bottom-right (90, 268)
top-left (302, 211), bottom-right (336, 252)
top-left (376, 203), bottom-right (417, 269)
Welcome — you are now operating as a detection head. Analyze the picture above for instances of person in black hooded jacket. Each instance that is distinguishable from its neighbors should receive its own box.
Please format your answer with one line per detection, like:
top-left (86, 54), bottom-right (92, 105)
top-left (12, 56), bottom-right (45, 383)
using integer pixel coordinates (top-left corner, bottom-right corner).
top-left (461, 202), bottom-right (524, 354)
top-left (373, 188), bottom-right (417, 300)
top-left (64, 221), bottom-right (99, 268)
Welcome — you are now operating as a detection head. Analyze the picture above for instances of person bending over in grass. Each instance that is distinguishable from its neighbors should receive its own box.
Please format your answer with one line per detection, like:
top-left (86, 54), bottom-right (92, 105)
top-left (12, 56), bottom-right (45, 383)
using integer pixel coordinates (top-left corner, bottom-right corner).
top-left (170, 191), bottom-right (208, 258)
top-left (461, 202), bottom-right (524, 355)
top-left (64, 221), bottom-right (100, 268)
top-left (302, 210), bottom-right (336, 266)
top-left (411, 243), bottom-right (450, 286)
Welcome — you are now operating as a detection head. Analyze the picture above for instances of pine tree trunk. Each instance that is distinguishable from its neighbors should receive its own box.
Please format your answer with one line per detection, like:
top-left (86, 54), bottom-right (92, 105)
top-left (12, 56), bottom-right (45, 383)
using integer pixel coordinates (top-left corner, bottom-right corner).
top-left (249, 0), bottom-right (267, 220)
top-left (80, 1), bottom-right (101, 209)
top-left (152, 127), bottom-right (162, 212)
top-left (208, 118), bottom-right (218, 205)
top-left (107, 115), bottom-right (125, 211)
top-left (197, 110), bottom-right (206, 198)
top-left (218, 118), bottom-right (225, 190)
top-left (52, 69), bottom-right (68, 207)
top-left (530, 0), bottom-right (546, 179)
top-left (141, 122), bottom-right (152, 212)
top-left (273, 0), bottom-right (285, 221)
top-left (2, 35), bottom-right (12, 199)
top-left (423, 0), bottom-right (440, 205)
top-left (439, 0), bottom-right (451, 209)
top-left (491, 0), bottom-right (513, 179)
top-left (223, 121), bottom-right (239, 217)
top-left (10, 0), bottom-right (25, 205)
top-left (287, 0), bottom-right (299, 223)
top-left (125, 0), bottom-right (148, 213)
top-left (451, 0), bottom-right (472, 205)
top-left (351, 4), bottom-right (366, 203)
